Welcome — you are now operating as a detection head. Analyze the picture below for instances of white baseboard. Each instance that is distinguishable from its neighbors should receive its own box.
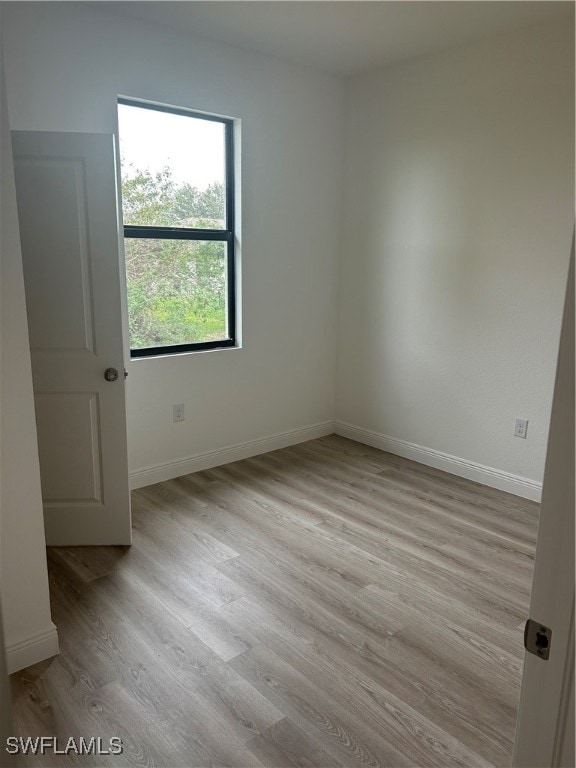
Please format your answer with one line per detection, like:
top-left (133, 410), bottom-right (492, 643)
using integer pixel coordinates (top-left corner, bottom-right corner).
top-left (130, 421), bottom-right (334, 490)
top-left (6, 622), bottom-right (59, 674)
top-left (334, 421), bottom-right (542, 502)
top-left (129, 418), bottom-right (542, 501)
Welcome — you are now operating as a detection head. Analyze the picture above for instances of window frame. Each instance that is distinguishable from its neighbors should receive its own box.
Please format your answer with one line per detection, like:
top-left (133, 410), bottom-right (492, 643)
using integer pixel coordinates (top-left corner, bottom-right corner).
top-left (118, 97), bottom-right (236, 358)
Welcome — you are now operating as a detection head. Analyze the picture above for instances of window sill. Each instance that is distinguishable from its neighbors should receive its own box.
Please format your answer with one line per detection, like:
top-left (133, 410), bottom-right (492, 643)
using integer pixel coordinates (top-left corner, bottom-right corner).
top-left (129, 344), bottom-right (242, 362)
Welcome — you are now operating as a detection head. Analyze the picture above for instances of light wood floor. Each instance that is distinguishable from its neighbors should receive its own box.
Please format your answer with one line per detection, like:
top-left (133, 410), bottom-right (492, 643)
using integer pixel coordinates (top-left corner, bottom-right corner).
top-left (11, 436), bottom-right (539, 768)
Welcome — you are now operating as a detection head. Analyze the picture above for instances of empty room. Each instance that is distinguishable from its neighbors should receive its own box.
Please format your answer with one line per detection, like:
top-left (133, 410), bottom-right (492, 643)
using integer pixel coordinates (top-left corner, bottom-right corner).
top-left (0, 1), bottom-right (573, 767)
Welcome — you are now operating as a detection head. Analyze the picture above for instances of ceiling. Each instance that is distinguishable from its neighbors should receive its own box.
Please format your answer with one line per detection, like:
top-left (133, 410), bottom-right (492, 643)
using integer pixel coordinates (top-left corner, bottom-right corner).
top-left (102, 1), bottom-right (573, 76)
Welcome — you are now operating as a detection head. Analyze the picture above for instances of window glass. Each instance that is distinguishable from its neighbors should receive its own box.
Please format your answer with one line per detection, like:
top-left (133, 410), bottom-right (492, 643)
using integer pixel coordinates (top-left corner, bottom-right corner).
top-left (118, 103), bottom-right (226, 229)
top-left (124, 238), bottom-right (228, 349)
top-left (118, 99), bottom-right (235, 357)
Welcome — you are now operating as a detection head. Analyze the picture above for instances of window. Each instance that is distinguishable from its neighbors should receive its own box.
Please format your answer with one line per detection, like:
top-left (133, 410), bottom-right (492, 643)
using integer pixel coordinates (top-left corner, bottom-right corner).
top-left (117, 98), bottom-right (236, 357)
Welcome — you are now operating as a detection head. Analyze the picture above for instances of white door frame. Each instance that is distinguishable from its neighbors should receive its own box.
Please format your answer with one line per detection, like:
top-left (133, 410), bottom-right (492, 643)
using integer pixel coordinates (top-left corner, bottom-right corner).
top-left (513, 240), bottom-right (574, 767)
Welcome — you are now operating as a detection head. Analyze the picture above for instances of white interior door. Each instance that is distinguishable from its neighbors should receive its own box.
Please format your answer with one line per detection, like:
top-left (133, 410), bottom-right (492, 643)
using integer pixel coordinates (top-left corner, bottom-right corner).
top-left (12, 131), bottom-right (131, 546)
top-left (513, 242), bottom-right (574, 767)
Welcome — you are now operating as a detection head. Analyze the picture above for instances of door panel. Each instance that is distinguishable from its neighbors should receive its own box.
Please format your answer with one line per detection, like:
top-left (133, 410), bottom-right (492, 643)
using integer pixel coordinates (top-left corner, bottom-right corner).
top-left (34, 392), bottom-right (103, 504)
top-left (16, 158), bottom-right (95, 353)
top-left (12, 131), bottom-right (131, 545)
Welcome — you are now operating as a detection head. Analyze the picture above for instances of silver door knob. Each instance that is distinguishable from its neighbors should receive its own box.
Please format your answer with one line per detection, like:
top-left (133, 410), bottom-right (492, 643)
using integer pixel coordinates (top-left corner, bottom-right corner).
top-left (104, 367), bottom-right (119, 382)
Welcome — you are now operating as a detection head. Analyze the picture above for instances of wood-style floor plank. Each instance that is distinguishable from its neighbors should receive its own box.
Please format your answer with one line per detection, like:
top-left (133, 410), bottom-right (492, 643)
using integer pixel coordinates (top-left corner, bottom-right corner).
top-left (10, 435), bottom-right (538, 767)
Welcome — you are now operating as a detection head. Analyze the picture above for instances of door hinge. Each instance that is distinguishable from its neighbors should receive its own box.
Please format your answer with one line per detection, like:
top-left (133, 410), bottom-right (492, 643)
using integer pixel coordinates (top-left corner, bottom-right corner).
top-left (524, 618), bottom-right (552, 660)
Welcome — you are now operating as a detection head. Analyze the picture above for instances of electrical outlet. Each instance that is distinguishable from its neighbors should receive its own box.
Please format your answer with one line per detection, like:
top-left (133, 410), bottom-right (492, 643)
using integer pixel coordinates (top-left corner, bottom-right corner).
top-left (172, 404), bottom-right (185, 423)
top-left (514, 418), bottom-right (528, 439)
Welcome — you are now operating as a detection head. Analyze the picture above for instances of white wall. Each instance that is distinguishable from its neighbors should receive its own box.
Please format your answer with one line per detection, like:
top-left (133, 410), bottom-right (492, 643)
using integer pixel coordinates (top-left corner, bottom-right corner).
top-left (0, 10), bottom-right (13, 732)
top-left (2, 5), bottom-right (572, 501)
top-left (336, 20), bottom-right (574, 493)
top-left (2, 2), bottom-right (344, 481)
top-left (0, 16), bottom-right (58, 672)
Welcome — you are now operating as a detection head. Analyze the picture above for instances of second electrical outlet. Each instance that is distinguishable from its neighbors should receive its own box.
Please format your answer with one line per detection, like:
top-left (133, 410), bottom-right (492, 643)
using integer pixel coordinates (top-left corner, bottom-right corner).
top-left (173, 404), bottom-right (185, 423)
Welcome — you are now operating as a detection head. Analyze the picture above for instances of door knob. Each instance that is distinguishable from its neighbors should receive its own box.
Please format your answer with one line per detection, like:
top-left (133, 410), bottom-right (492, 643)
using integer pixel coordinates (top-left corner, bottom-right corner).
top-left (104, 367), bottom-right (119, 382)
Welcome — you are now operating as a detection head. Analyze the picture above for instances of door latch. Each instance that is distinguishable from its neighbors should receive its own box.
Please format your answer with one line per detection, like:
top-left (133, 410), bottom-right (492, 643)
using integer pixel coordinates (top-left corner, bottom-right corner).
top-left (524, 619), bottom-right (552, 660)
